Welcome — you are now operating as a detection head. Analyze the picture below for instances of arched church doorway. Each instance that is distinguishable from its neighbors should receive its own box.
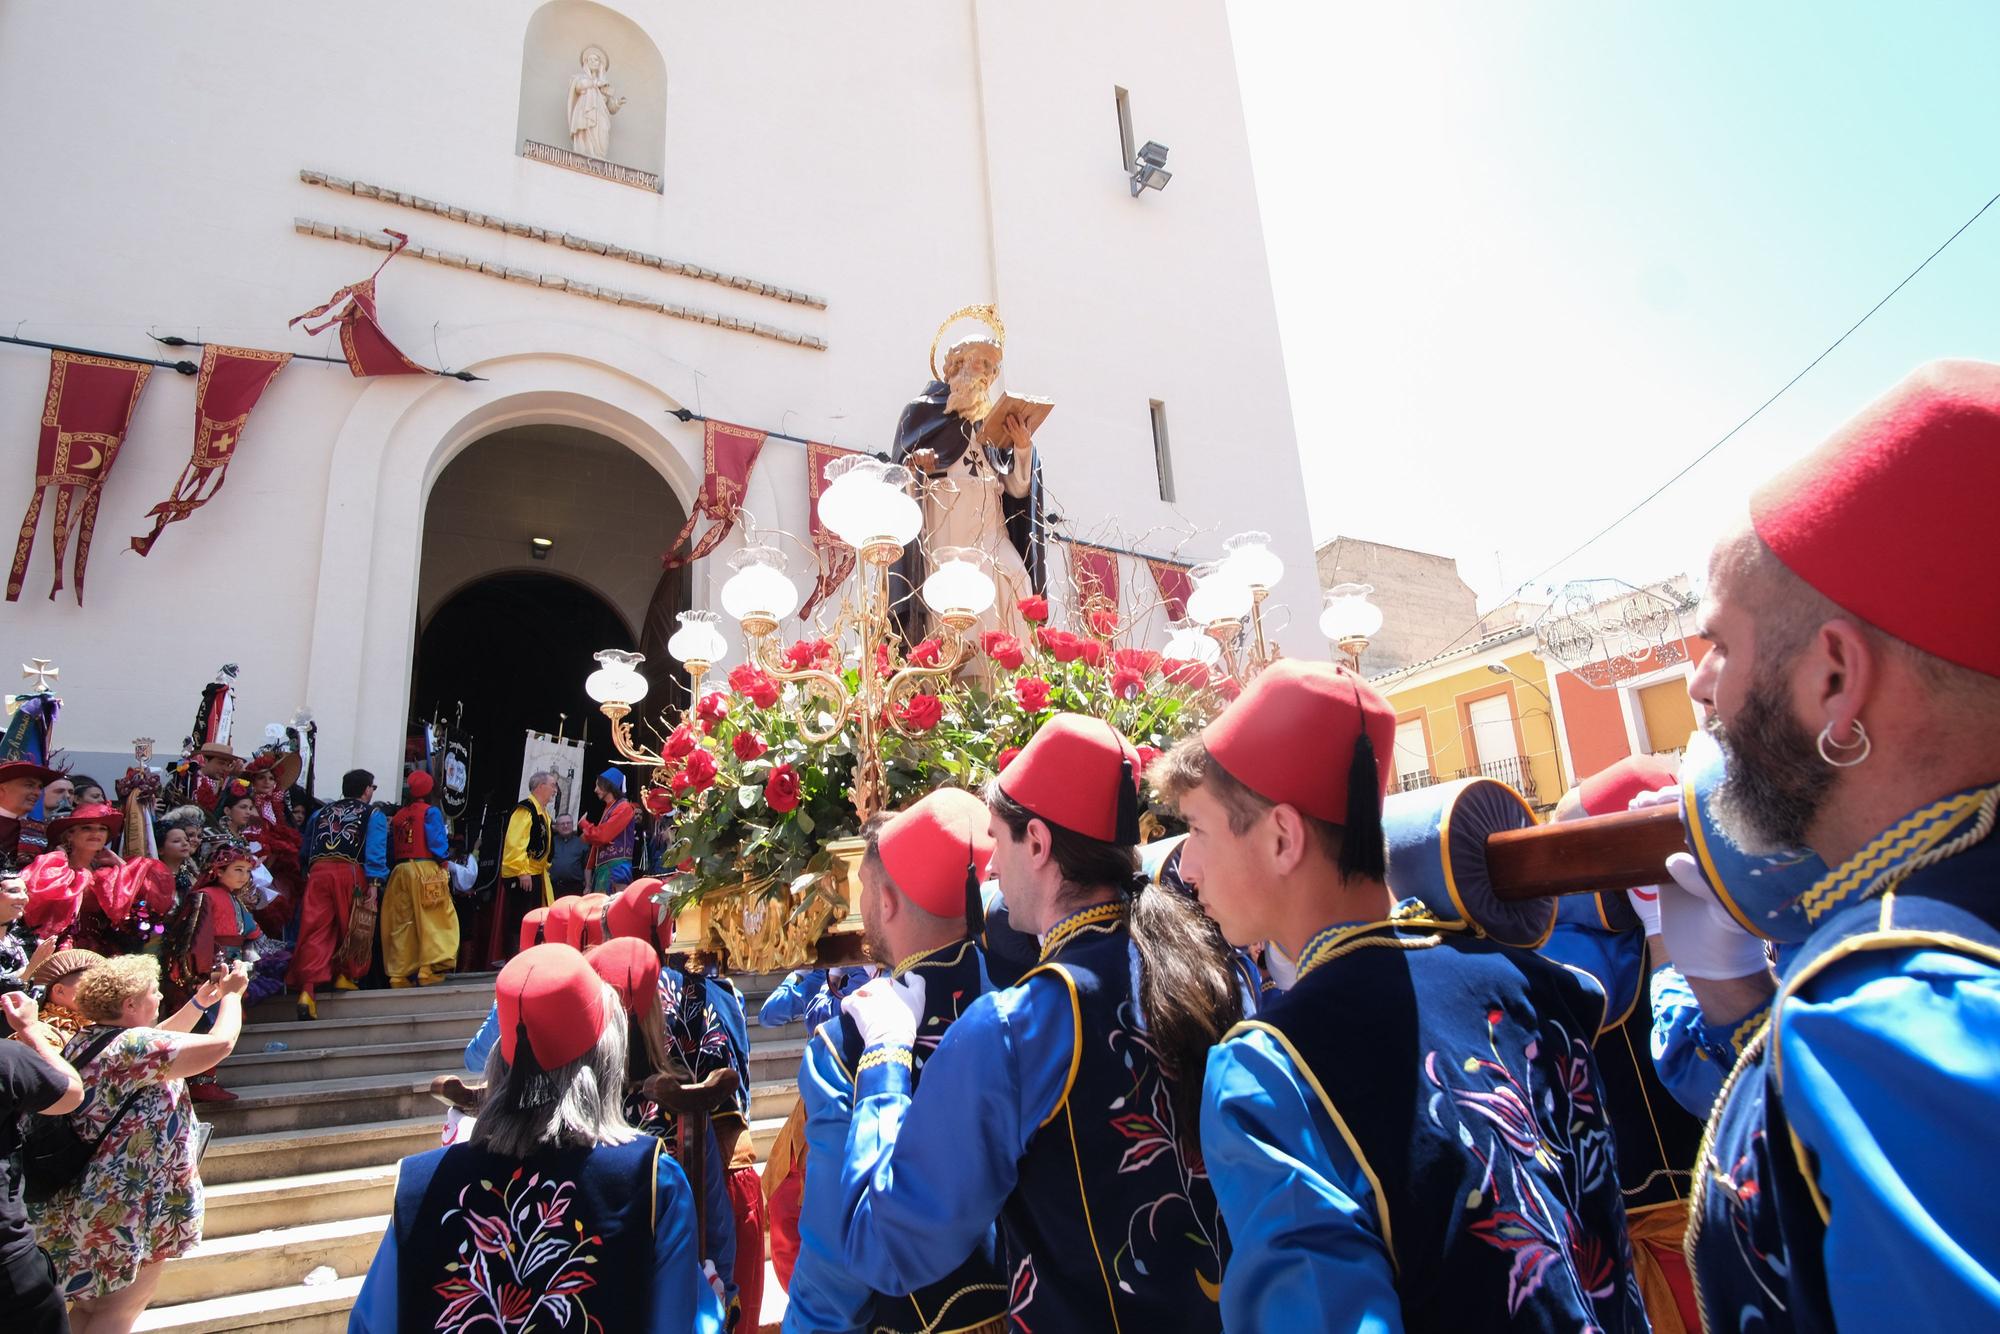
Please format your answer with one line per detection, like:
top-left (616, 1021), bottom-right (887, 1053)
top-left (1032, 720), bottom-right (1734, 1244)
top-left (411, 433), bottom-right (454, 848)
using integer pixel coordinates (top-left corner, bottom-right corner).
top-left (409, 424), bottom-right (690, 874)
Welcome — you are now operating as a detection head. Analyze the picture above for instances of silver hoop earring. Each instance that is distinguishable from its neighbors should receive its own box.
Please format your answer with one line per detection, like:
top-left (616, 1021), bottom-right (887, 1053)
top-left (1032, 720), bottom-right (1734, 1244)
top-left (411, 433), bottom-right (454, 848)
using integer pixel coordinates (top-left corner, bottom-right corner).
top-left (1817, 720), bottom-right (1870, 768)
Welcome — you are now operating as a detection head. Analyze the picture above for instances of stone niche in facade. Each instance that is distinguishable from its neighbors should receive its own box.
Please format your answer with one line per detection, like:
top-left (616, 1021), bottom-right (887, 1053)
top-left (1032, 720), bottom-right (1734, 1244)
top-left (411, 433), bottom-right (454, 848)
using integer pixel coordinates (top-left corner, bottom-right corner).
top-left (516, 0), bottom-right (667, 192)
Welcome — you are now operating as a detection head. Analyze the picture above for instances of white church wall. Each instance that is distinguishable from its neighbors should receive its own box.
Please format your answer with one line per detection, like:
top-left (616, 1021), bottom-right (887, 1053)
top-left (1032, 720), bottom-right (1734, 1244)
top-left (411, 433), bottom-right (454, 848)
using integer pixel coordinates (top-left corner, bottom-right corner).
top-left (0, 0), bottom-right (1311, 781)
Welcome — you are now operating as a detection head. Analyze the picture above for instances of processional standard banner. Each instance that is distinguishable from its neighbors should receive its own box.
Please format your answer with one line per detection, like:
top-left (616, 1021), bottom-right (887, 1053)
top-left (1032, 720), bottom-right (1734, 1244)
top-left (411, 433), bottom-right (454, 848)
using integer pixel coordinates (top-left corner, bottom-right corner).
top-left (519, 730), bottom-right (585, 823)
top-left (129, 345), bottom-right (291, 556)
top-left (7, 351), bottom-right (152, 603)
top-left (1146, 557), bottom-right (1195, 621)
top-left (1067, 541), bottom-right (1121, 612)
top-left (661, 421), bottom-right (767, 567)
top-left (289, 229), bottom-right (435, 377)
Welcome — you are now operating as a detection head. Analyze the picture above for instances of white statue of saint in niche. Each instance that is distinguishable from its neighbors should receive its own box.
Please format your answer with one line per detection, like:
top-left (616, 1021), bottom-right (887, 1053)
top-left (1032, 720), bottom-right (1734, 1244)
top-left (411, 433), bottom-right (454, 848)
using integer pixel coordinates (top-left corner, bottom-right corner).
top-left (567, 45), bottom-right (626, 161)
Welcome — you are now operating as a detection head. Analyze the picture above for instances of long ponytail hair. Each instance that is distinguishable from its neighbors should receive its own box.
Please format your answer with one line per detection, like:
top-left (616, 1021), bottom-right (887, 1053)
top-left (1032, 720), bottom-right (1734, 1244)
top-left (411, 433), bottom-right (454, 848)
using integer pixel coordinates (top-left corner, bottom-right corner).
top-left (986, 785), bottom-right (1240, 1151)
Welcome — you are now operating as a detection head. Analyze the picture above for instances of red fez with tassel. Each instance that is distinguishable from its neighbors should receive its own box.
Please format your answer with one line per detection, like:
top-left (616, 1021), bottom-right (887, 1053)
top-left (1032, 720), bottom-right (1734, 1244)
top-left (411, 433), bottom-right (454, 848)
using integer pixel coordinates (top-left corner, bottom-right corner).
top-left (405, 770), bottom-right (433, 799)
top-left (586, 937), bottom-right (662, 1015)
top-left (879, 788), bottom-right (995, 919)
top-left (518, 906), bottom-right (550, 954)
top-left (496, 943), bottom-right (609, 1069)
top-left (1752, 359), bottom-right (2000, 678)
top-left (1576, 754), bottom-right (1678, 818)
top-left (606, 877), bottom-right (674, 951)
top-left (997, 713), bottom-right (1143, 845)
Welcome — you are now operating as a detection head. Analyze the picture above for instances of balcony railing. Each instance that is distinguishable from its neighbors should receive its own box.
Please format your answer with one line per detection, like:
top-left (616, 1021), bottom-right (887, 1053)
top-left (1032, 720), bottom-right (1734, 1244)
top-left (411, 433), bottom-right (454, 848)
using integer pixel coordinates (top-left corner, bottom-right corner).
top-left (1396, 755), bottom-right (1540, 805)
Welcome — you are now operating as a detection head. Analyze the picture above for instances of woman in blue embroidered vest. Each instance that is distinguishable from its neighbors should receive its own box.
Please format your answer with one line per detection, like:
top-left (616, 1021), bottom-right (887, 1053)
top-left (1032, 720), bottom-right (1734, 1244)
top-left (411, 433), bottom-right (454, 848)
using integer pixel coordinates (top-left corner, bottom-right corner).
top-left (1152, 660), bottom-right (1644, 1331)
top-left (349, 943), bottom-right (723, 1333)
top-left (1665, 359), bottom-right (2000, 1332)
top-left (828, 714), bottom-right (1241, 1333)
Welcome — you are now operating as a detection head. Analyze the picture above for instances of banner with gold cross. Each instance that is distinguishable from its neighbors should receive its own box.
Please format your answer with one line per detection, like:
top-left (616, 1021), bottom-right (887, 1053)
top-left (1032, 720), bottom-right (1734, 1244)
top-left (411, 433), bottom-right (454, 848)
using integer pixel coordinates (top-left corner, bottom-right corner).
top-left (129, 345), bottom-right (292, 557)
top-left (7, 350), bottom-right (152, 604)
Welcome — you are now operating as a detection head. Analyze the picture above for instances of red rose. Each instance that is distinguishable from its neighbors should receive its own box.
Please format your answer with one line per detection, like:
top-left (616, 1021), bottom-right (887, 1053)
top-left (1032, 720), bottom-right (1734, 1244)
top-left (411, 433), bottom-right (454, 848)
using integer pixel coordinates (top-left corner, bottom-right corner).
top-left (696, 691), bottom-right (728, 726)
top-left (996, 746), bottom-right (1022, 771)
top-left (895, 694), bottom-right (944, 732)
top-left (764, 762), bottom-right (802, 814)
top-left (1136, 745), bottom-right (1163, 774)
top-left (1037, 628), bottom-right (1082, 663)
top-left (669, 770), bottom-right (693, 795)
top-left (729, 663), bottom-right (781, 708)
top-left (784, 638), bottom-right (835, 672)
top-left (1110, 668), bottom-right (1147, 700)
top-left (663, 723), bottom-right (697, 761)
top-left (732, 731), bottom-right (768, 761)
top-left (875, 644), bottom-right (893, 677)
top-left (908, 638), bottom-right (944, 668)
top-left (643, 785), bottom-right (675, 815)
top-left (1162, 659), bottom-right (1213, 690)
top-left (1079, 639), bottom-right (1107, 667)
top-left (1112, 648), bottom-right (1161, 678)
top-left (1217, 677), bottom-right (1242, 701)
top-left (980, 631), bottom-right (1025, 670)
top-left (682, 748), bottom-right (719, 793)
top-left (1087, 608), bottom-right (1120, 637)
top-left (1014, 676), bottom-right (1052, 711)
top-left (1019, 594), bottom-right (1050, 623)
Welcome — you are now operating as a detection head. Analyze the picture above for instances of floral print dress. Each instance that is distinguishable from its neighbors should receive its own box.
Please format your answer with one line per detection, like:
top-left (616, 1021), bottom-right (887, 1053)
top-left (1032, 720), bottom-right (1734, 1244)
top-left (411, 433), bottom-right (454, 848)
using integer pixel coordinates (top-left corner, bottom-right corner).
top-left (30, 1025), bottom-right (204, 1300)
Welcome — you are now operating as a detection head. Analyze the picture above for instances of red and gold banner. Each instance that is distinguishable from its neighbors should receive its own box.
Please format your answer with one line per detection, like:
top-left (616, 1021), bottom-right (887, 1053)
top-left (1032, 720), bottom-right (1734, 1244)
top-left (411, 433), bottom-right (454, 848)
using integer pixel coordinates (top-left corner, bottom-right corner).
top-left (289, 230), bottom-right (433, 377)
top-left (7, 351), bottom-right (152, 604)
top-left (1147, 557), bottom-right (1195, 622)
top-left (801, 440), bottom-right (866, 620)
top-left (129, 345), bottom-right (291, 557)
top-left (662, 421), bottom-right (768, 568)
top-left (1068, 541), bottom-right (1121, 612)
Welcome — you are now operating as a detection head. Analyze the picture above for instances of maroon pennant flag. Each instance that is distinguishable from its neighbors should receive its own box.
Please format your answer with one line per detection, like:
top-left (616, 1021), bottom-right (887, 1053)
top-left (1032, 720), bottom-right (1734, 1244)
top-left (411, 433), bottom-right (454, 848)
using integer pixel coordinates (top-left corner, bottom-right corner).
top-left (661, 421), bottom-right (768, 568)
top-left (289, 230), bottom-right (434, 376)
top-left (130, 345), bottom-right (291, 557)
top-left (8, 351), bottom-right (152, 604)
top-left (800, 440), bottom-right (866, 620)
top-left (1069, 542), bottom-right (1121, 612)
top-left (1147, 556), bottom-right (1195, 621)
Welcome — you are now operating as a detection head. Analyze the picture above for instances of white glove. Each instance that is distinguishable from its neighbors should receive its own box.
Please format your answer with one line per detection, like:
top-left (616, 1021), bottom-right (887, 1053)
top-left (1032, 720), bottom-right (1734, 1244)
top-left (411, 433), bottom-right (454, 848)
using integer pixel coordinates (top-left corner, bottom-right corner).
top-left (1627, 784), bottom-right (1681, 812)
top-left (1625, 883), bottom-right (1663, 937)
top-left (1656, 852), bottom-right (1768, 980)
top-left (841, 972), bottom-right (926, 1049)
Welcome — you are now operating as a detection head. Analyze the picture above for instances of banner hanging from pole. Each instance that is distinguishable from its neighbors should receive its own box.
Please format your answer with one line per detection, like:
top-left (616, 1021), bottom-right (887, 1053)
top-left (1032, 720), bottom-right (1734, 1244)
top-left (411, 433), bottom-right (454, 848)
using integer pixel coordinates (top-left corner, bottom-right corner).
top-left (661, 420), bottom-right (768, 567)
top-left (129, 344), bottom-right (291, 556)
top-left (289, 229), bottom-right (436, 377)
top-left (1068, 541), bottom-right (1121, 613)
top-left (7, 351), bottom-right (152, 604)
top-left (1146, 557), bottom-right (1195, 622)
top-left (519, 730), bottom-right (585, 824)
top-left (801, 440), bottom-right (867, 620)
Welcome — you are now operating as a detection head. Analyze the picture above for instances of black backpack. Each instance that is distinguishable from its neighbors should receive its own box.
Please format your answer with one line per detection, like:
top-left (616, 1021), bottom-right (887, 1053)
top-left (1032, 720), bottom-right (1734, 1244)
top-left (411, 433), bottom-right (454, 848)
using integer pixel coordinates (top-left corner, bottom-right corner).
top-left (18, 1028), bottom-right (147, 1203)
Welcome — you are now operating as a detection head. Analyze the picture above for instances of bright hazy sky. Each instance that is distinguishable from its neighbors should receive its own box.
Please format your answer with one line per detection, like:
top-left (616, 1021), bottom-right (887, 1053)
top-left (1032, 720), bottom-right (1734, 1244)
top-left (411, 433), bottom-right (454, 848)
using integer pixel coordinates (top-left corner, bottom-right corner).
top-left (1229, 2), bottom-right (2000, 611)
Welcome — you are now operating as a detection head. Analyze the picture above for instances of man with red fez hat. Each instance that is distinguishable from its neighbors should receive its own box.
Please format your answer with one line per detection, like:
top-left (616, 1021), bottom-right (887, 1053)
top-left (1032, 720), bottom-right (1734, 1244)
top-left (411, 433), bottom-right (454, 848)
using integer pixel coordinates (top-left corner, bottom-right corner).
top-left (350, 944), bottom-right (725, 1333)
top-left (290, 768), bottom-right (388, 1020)
top-left (1668, 360), bottom-right (2000, 1331)
top-left (380, 770), bottom-right (458, 989)
top-left (1150, 659), bottom-right (1642, 1331)
top-left (826, 714), bottom-right (1241, 1333)
top-left (0, 759), bottom-right (61, 874)
top-left (1539, 754), bottom-right (1706, 1332)
top-left (785, 789), bottom-right (1005, 1334)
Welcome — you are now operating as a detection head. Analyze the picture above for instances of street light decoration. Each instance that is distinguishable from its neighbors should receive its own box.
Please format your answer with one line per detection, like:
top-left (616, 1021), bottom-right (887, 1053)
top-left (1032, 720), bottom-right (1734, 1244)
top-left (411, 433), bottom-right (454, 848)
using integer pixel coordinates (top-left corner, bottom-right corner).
top-left (1533, 578), bottom-right (1695, 689)
top-left (1320, 583), bottom-right (1384, 669)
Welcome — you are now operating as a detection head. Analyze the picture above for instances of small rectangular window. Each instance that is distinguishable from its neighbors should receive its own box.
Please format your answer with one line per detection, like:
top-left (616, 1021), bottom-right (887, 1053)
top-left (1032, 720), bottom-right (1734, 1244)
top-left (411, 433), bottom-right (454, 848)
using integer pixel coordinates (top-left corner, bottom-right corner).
top-left (1115, 87), bottom-right (1136, 172)
top-left (1150, 399), bottom-right (1175, 502)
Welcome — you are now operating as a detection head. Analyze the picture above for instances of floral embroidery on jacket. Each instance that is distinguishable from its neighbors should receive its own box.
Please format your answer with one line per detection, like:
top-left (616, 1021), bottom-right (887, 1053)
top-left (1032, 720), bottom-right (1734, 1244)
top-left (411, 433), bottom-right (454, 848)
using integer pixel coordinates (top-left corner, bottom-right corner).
top-left (433, 1168), bottom-right (605, 1332)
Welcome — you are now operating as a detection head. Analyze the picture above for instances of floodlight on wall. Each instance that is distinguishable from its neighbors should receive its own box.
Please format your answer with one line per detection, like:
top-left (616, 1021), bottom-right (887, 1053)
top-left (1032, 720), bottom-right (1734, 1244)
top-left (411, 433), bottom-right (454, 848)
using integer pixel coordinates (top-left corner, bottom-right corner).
top-left (1130, 140), bottom-right (1172, 197)
top-left (530, 536), bottom-right (554, 561)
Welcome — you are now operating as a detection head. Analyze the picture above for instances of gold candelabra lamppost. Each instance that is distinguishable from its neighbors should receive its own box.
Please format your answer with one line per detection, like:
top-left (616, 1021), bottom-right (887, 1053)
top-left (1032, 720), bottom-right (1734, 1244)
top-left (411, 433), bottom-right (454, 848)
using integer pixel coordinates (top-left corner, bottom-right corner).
top-left (586, 461), bottom-right (1000, 822)
top-left (1176, 531), bottom-right (1289, 682)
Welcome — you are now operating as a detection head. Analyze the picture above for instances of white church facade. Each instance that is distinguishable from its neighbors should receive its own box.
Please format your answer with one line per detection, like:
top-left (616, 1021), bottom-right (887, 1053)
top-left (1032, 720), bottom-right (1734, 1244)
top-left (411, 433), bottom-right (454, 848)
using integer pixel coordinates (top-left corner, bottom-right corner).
top-left (0, 0), bottom-right (1313, 792)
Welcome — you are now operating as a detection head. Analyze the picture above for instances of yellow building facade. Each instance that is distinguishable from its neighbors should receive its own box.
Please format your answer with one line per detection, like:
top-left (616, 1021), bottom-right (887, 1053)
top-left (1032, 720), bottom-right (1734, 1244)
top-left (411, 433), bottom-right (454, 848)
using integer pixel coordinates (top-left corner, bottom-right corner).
top-left (1372, 628), bottom-right (1569, 813)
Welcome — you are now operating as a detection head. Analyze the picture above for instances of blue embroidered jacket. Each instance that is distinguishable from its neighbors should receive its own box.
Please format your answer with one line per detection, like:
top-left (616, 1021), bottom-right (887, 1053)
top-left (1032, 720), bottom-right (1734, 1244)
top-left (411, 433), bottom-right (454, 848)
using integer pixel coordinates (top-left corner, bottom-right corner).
top-left (1205, 905), bottom-right (1646, 1332)
top-left (1689, 787), bottom-right (2000, 1332)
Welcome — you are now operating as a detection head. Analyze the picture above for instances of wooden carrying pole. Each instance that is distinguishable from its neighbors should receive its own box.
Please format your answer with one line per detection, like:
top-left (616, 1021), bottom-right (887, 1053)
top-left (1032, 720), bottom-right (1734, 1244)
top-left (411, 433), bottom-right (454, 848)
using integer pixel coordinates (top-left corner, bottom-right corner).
top-left (1487, 804), bottom-right (1686, 902)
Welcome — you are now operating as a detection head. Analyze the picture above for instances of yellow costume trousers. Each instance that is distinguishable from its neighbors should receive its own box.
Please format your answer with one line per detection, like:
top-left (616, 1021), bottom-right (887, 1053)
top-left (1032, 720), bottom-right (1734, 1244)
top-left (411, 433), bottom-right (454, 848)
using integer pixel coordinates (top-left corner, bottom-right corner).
top-left (381, 860), bottom-right (460, 984)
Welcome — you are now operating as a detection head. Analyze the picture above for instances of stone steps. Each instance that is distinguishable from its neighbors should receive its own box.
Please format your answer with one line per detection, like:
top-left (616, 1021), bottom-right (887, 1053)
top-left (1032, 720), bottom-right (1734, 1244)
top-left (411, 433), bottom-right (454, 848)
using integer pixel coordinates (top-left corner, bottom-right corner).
top-left (153, 1213), bottom-right (386, 1307)
top-left (198, 1072), bottom-right (443, 1137)
top-left (246, 973), bottom-right (496, 1023)
top-left (202, 1164), bottom-right (400, 1238)
top-left (220, 1036), bottom-right (473, 1087)
top-left (133, 1276), bottom-right (363, 1333)
top-left (238, 1006), bottom-right (488, 1051)
top-left (201, 1116), bottom-right (444, 1186)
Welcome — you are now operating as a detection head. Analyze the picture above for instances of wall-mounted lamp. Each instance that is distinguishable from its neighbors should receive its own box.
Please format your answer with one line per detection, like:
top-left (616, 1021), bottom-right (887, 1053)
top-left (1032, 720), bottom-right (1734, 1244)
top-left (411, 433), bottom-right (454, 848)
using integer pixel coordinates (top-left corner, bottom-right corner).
top-left (530, 536), bottom-right (554, 561)
top-left (1130, 140), bottom-right (1172, 197)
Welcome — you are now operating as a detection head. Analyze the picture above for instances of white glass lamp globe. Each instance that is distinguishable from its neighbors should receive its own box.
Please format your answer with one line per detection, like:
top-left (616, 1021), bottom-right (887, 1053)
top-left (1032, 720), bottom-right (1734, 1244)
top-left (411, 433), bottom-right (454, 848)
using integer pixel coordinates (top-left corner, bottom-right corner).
top-left (1185, 563), bottom-right (1254, 626)
top-left (821, 457), bottom-right (921, 560)
top-left (1319, 583), bottom-right (1385, 645)
top-left (585, 648), bottom-right (649, 707)
top-left (720, 545), bottom-right (801, 633)
top-left (1162, 619), bottom-right (1223, 666)
top-left (1220, 531), bottom-right (1284, 593)
top-left (666, 610), bottom-right (729, 667)
top-left (921, 548), bottom-right (998, 629)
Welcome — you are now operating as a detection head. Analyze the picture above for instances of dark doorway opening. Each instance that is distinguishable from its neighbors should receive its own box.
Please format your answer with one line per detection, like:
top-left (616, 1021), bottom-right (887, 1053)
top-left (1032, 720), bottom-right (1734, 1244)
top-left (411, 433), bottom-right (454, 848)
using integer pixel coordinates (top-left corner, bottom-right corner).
top-left (411, 571), bottom-right (632, 843)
